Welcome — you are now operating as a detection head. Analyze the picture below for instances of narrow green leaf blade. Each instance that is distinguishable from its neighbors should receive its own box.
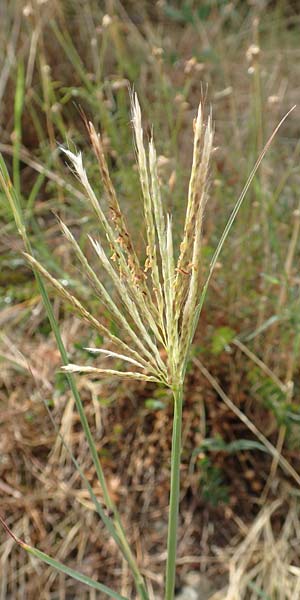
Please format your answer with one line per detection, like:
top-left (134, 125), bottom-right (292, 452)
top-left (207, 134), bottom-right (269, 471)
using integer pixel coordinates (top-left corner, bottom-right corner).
top-left (13, 60), bottom-right (25, 198)
top-left (23, 543), bottom-right (127, 600)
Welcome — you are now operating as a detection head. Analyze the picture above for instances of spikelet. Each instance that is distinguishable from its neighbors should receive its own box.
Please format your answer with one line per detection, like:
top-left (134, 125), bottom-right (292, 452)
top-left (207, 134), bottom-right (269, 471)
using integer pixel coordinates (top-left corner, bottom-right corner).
top-left (61, 148), bottom-right (130, 280)
top-left (149, 137), bottom-right (169, 344)
top-left (179, 113), bottom-right (214, 366)
top-left (84, 348), bottom-right (146, 370)
top-left (148, 138), bottom-right (166, 264)
top-left (174, 105), bottom-right (212, 322)
top-left (131, 93), bottom-right (164, 323)
top-left (165, 215), bottom-right (178, 370)
top-left (87, 121), bottom-right (146, 287)
top-left (61, 364), bottom-right (158, 383)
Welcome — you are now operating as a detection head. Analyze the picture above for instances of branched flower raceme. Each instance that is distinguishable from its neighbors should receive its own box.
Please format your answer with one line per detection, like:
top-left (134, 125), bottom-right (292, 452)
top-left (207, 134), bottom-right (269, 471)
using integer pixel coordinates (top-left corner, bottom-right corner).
top-left (26, 94), bottom-right (213, 390)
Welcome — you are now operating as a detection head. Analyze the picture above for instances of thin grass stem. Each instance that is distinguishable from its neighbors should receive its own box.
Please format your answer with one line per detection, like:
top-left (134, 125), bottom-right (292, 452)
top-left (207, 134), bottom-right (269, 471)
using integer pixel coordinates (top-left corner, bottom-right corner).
top-left (12, 61), bottom-right (24, 199)
top-left (165, 383), bottom-right (183, 600)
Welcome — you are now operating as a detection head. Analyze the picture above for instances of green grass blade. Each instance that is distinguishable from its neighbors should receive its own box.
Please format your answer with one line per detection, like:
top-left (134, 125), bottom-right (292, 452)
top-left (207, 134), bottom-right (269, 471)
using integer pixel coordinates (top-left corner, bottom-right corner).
top-left (13, 61), bottom-right (25, 199)
top-left (26, 168), bottom-right (46, 214)
top-left (24, 544), bottom-right (128, 599)
top-left (22, 544), bottom-right (127, 600)
top-left (50, 20), bottom-right (94, 92)
top-left (0, 516), bottom-right (127, 600)
top-left (0, 153), bottom-right (25, 237)
top-left (25, 546), bottom-right (127, 599)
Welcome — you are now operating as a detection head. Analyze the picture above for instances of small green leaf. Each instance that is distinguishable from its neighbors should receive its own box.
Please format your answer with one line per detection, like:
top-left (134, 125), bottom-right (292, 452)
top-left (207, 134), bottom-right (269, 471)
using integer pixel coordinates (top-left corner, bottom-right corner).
top-left (23, 543), bottom-right (127, 599)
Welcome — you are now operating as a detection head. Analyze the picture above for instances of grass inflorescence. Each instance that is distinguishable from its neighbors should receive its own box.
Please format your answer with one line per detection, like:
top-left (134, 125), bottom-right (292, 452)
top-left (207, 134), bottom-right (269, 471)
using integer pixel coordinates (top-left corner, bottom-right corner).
top-left (22, 95), bottom-right (213, 598)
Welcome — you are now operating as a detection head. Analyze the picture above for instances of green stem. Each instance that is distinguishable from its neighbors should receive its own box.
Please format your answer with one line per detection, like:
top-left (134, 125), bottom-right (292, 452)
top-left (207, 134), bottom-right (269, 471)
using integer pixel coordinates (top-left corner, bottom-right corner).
top-left (13, 61), bottom-right (24, 200)
top-left (165, 384), bottom-right (183, 600)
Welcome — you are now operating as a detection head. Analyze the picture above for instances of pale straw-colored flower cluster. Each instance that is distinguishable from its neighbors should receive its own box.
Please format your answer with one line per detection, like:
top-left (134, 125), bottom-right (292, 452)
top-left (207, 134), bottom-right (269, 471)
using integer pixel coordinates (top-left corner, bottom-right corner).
top-left (26, 94), bottom-right (213, 390)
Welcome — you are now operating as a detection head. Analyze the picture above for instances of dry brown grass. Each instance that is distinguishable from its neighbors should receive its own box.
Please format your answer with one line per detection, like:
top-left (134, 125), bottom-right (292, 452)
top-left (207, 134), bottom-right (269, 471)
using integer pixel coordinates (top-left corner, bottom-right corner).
top-left (2, 315), bottom-right (300, 598)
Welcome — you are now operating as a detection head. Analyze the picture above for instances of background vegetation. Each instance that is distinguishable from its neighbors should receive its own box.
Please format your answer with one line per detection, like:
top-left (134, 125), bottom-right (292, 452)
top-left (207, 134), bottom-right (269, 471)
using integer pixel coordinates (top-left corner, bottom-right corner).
top-left (1, 0), bottom-right (300, 598)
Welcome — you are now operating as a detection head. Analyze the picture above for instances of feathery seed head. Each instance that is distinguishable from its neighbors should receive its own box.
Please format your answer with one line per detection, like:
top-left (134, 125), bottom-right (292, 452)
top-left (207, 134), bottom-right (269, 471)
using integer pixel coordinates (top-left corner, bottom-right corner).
top-left (36, 97), bottom-right (213, 387)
